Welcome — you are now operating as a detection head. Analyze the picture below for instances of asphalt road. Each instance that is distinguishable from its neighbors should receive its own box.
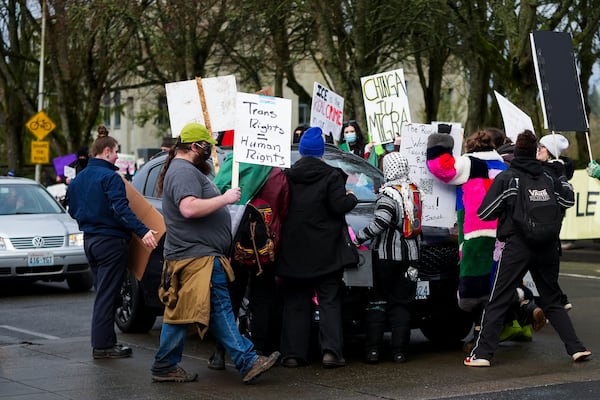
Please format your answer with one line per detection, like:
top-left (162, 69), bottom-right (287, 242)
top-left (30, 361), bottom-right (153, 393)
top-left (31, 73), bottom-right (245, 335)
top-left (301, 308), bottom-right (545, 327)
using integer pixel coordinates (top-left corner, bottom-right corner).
top-left (1, 247), bottom-right (599, 399)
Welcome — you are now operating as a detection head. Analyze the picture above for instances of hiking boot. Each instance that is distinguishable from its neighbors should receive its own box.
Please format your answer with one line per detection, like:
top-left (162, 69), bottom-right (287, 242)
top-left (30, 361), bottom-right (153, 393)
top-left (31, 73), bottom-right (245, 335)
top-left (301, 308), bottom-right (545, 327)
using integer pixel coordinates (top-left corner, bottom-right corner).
top-left (532, 307), bottom-right (547, 332)
top-left (242, 351), bottom-right (280, 383)
top-left (572, 350), bottom-right (592, 362)
top-left (464, 355), bottom-right (490, 367)
top-left (152, 367), bottom-right (198, 383)
top-left (322, 352), bottom-right (346, 368)
top-left (92, 344), bottom-right (132, 359)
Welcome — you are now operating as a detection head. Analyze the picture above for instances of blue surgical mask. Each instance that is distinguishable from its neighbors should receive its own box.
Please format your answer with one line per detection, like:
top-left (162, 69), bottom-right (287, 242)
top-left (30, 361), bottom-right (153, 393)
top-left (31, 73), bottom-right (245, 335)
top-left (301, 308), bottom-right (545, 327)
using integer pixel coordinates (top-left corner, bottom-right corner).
top-left (344, 133), bottom-right (357, 144)
top-left (384, 143), bottom-right (395, 152)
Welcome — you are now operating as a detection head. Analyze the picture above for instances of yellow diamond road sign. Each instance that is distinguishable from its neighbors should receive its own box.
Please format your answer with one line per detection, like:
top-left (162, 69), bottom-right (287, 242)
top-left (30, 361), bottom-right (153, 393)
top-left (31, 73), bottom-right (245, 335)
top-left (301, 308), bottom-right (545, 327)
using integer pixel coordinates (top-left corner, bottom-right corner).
top-left (26, 111), bottom-right (56, 140)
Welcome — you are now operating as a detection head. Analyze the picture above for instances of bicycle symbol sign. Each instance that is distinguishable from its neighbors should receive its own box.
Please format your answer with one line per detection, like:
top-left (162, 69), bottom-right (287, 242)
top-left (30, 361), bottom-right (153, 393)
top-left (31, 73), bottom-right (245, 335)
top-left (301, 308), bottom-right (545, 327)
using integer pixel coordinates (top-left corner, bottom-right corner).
top-left (26, 111), bottom-right (56, 140)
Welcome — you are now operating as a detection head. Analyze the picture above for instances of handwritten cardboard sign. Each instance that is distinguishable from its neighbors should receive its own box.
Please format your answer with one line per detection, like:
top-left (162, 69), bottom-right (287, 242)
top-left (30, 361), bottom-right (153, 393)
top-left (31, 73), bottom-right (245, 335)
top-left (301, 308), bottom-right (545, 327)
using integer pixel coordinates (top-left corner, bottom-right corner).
top-left (233, 92), bottom-right (292, 168)
top-left (310, 82), bottom-right (345, 141)
top-left (361, 68), bottom-right (411, 144)
top-left (400, 122), bottom-right (463, 228)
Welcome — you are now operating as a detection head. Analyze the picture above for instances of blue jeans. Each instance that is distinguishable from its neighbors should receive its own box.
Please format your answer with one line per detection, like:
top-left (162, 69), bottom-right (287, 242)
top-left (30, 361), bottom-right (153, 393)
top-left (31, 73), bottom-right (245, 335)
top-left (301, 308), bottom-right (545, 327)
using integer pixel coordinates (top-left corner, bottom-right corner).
top-left (152, 258), bottom-right (258, 376)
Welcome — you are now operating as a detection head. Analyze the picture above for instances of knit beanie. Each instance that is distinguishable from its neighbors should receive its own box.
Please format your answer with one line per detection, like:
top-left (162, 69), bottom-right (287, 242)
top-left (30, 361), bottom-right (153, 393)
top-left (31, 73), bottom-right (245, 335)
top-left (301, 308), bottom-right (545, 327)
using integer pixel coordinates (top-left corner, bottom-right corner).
top-left (299, 126), bottom-right (325, 157)
top-left (513, 130), bottom-right (538, 159)
top-left (539, 134), bottom-right (569, 158)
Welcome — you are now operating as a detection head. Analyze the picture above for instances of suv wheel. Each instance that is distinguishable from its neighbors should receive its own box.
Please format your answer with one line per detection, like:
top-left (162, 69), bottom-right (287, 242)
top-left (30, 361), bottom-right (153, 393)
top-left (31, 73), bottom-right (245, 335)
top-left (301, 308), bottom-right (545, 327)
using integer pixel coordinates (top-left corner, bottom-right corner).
top-left (419, 307), bottom-right (472, 344)
top-left (115, 270), bottom-right (157, 333)
top-left (66, 271), bottom-right (93, 292)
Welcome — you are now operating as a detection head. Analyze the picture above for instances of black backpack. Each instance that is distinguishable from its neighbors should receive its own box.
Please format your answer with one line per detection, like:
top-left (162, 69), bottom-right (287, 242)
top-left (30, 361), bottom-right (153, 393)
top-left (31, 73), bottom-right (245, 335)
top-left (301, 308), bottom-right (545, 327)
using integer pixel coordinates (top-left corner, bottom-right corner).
top-left (511, 171), bottom-right (563, 244)
top-left (232, 198), bottom-right (275, 275)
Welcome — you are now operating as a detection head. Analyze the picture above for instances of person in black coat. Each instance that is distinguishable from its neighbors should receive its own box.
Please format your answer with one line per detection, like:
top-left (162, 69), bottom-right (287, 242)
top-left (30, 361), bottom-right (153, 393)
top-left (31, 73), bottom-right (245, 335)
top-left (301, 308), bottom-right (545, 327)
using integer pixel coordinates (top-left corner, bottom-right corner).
top-left (276, 126), bottom-right (358, 368)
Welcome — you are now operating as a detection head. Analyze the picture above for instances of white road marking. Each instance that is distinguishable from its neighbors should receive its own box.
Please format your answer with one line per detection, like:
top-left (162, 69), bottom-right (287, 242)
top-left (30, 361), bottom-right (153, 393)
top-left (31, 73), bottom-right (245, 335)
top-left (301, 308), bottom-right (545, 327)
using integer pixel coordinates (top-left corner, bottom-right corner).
top-left (560, 273), bottom-right (600, 280)
top-left (0, 325), bottom-right (60, 340)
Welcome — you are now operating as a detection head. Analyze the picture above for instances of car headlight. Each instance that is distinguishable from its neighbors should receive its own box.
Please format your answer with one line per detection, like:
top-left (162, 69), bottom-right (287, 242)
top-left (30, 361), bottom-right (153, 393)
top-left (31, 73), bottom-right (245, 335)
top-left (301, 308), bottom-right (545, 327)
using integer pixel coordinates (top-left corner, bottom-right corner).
top-left (68, 233), bottom-right (84, 247)
top-left (0, 237), bottom-right (6, 250)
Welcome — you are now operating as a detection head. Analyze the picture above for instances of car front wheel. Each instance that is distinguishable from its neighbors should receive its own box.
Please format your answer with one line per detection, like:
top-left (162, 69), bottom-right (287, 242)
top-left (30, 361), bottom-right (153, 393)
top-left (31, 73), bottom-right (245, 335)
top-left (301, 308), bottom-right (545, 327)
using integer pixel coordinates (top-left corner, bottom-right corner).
top-left (115, 270), bottom-right (157, 333)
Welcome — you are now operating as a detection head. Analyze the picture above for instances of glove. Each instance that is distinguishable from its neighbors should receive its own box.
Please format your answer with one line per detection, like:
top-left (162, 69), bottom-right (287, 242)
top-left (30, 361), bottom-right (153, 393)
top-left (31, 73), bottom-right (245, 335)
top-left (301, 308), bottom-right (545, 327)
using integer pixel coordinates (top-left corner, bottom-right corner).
top-left (587, 160), bottom-right (600, 179)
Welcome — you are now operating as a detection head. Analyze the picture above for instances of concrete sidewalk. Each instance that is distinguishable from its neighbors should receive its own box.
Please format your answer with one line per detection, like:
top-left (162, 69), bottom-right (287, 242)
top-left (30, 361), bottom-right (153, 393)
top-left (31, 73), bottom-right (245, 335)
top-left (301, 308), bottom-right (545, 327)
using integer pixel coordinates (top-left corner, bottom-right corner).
top-left (0, 336), bottom-right (289, 400)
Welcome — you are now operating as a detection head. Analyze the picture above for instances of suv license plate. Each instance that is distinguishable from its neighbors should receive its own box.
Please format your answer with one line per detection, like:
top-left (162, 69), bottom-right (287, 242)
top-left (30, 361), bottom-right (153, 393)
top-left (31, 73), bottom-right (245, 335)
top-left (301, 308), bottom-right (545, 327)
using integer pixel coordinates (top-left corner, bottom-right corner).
top-left (28, 252), bottom-right (54, 267)
top-left (415, 280), bottom-right (430, 300)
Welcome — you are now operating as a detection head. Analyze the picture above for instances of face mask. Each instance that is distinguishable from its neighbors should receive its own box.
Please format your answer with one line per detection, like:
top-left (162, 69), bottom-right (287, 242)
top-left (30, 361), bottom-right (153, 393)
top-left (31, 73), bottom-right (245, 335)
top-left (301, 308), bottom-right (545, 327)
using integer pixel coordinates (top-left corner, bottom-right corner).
top-left (344, 133), bottom-right (357, 144)
top-left (202, 144), bottom-right (212, 161)
top-left (384, 143), bottom-right (395, 152)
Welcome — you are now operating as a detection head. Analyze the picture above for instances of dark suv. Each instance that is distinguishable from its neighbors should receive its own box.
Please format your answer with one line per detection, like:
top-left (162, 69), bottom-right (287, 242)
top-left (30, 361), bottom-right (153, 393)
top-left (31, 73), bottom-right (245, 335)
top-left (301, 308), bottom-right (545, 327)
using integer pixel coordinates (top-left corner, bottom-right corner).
top-left (116, 145), bottom-right (471, 344)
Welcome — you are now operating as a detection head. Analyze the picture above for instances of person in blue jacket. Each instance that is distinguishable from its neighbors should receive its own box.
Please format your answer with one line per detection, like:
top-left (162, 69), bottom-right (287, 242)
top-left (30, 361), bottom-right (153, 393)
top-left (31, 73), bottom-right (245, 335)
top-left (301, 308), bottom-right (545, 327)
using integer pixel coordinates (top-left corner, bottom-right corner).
top-left (67, 125), bottom-right (158, 359)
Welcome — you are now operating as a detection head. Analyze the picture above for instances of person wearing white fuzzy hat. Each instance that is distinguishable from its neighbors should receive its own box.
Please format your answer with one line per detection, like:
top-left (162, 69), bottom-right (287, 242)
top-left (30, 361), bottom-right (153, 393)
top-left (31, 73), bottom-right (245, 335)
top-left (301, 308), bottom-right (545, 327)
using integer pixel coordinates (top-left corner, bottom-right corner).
top-left (538, 133), bottom-right (569, 161)
top-left (536, 133), bottom-right (574, 311)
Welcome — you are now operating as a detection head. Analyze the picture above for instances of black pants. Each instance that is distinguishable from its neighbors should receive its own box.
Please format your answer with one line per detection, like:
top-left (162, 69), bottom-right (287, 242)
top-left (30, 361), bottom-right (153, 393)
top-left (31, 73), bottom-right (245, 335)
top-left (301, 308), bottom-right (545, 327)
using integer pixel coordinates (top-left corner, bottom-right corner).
top-left (84, 234), bottom-right (129, 349)
top-left (228, 263), bottom-right (281, 354)
top-left (365, 255), bottom-right (415, 355)
top-left (280, 270), bottom-right (344, 362)
top-left (472, 235), bottom-right (587, 360)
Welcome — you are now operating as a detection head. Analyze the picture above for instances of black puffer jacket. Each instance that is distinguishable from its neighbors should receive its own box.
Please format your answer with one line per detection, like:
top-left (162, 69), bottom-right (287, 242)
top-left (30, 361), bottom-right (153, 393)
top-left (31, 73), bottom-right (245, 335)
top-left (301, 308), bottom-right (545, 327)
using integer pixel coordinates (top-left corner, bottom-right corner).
top-left (275, 157), bottom-right (358, 279)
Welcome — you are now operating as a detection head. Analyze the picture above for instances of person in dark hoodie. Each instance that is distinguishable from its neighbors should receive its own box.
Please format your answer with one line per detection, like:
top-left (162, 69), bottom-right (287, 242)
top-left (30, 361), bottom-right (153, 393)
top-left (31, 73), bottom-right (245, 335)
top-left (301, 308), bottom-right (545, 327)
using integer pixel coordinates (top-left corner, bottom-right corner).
top-left (276, 126), bottom-right (358, 369)
top-left (465, 130), bottom-right (591, 367)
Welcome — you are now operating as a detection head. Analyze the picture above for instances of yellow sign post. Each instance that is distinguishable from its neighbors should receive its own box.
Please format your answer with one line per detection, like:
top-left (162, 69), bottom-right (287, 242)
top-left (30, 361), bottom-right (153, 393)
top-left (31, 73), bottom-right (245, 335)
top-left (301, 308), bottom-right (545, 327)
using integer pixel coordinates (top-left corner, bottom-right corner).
top-left (26, 111), bottom-right (56, 141)
top-left (31, 141), bottom-right (50, 164)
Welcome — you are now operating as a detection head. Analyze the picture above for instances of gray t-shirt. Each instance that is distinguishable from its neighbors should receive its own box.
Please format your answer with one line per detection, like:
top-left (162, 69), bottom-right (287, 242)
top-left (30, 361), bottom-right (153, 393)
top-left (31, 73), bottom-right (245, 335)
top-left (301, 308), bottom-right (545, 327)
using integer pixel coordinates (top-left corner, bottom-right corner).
top-left (162, 158), bottom-right (232, 260)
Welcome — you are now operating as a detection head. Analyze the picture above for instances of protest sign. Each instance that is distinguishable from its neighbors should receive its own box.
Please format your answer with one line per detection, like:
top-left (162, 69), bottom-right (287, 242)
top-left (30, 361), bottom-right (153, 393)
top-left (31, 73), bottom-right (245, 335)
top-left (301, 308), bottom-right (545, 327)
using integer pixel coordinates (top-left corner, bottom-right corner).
top-left (116, 153), bottom-right (136, 176)
top-left (560, 170), bottom-right (600, 240)
top-left (233, 92), bottom-right (292, 169)
top-left (199, 75), bottom-right (237, 133)
top-left (52, 153), bottom-right (76, 178)
top-left (530, 31), bottom-right (588, 132)
top-left (165, 75), bottom-right (237, 138)
top-left (400, 122), bottom-right (463, 228)
top-left (361, 68), bottom-right (411, 144)
top-left (494, 91), bottom-right (535, 142)
top-left (310, 82), bottom-right (344, 141)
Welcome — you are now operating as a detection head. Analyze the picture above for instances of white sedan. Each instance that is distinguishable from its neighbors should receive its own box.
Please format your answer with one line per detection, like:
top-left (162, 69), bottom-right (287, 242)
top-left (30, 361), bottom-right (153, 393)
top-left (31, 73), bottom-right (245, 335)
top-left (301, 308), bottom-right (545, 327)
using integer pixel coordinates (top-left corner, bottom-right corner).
top-left (0, 176), bottom-right (92, 291)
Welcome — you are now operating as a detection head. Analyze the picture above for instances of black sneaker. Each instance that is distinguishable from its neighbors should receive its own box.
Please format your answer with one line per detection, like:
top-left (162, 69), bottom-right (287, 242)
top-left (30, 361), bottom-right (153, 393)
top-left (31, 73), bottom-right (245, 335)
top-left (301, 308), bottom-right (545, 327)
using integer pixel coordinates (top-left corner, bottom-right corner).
top-left (152, 367), bottom-right (198, 383)
top-left (92, 344), bottom-right (132, 359)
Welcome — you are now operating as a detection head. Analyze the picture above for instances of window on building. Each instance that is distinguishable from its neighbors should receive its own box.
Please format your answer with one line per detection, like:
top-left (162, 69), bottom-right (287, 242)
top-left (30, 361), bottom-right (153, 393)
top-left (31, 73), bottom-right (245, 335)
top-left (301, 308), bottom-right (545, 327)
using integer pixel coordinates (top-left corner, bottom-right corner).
top-left (298, 102), bottom-right (309, 125)
top-left (158, 95), bottom-right (168, 126)
top-left (103, 95), bottom-right (111, 127)
top-left (114, 91), bottom-right (121, 129)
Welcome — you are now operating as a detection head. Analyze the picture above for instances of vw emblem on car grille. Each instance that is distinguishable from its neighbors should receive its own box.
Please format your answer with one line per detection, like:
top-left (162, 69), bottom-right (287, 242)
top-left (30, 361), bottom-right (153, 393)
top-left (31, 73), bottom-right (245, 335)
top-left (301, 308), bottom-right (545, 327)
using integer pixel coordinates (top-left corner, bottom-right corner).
top-left (32, 236), bottom-right (46, 248)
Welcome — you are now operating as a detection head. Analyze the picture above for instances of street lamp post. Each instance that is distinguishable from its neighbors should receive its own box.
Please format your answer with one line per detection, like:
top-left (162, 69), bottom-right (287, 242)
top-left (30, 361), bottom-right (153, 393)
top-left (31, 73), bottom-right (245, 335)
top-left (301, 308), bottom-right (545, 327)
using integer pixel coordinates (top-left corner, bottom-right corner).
top-left (34, 0), bottom-right (47, 183)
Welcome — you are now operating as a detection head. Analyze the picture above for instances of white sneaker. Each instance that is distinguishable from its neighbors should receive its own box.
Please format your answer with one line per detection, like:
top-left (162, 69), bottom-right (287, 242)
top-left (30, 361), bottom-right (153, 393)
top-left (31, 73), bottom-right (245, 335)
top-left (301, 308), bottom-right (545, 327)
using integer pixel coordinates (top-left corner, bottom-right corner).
top-left (572, 350), bottom-right (592, 362)
top-left (464, 355), bottom-right (490, 367)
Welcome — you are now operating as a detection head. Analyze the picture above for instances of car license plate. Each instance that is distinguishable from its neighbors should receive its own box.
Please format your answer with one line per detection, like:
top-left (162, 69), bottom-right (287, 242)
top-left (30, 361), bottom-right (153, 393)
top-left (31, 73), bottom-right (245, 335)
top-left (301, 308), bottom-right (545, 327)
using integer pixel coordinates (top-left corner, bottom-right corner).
top-left (415, 280), bottom-right (430, 300)
top-left (27, 252), bottom-right (54, 267)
